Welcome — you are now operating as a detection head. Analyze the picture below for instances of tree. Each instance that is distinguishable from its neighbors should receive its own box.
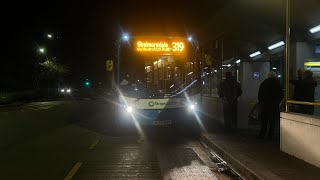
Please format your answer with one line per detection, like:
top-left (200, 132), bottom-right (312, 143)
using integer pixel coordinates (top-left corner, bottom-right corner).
top-left (34, 57), bottom-right (68, 89)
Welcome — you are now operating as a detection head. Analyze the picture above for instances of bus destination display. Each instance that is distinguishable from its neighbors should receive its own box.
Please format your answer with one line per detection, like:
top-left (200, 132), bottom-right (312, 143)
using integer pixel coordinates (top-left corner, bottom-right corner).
top-left (136, 41), bottom-right (185, 53)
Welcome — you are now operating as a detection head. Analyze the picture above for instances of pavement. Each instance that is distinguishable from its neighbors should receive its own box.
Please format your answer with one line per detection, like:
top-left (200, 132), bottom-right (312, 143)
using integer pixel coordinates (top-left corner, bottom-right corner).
top-left (201, 126), bottom-right (320, 180)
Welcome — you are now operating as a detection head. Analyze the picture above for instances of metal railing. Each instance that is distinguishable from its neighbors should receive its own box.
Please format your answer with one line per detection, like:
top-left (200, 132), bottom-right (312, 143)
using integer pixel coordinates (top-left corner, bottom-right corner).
top-left (287, 100), bottom-right (320, 106)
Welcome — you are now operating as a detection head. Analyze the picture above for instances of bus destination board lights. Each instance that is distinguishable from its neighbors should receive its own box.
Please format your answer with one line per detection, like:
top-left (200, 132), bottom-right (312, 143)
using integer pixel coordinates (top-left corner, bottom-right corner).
top-left (136, 41), bottom-right (185, 53)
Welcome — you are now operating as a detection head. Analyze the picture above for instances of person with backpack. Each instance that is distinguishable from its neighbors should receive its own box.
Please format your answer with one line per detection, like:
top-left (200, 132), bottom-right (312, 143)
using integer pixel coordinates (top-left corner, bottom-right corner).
top-left (218, 72), bottom-right (242, 131)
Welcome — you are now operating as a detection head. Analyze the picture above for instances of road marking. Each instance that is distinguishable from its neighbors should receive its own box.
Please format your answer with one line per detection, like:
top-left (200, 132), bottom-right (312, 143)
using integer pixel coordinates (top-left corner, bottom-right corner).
top-left (89, 139), bottom-right (99, 150)
top-left (64, 162), bottom-right (82, 180)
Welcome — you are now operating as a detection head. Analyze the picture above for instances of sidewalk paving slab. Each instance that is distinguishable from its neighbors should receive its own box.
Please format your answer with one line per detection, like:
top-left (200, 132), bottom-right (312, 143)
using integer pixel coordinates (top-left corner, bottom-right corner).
top-left (201, 131), bottom-right (320, 180)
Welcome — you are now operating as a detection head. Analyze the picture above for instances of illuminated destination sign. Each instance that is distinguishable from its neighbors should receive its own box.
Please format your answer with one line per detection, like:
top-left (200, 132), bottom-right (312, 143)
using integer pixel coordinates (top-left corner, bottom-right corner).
top-left (136, 41), bottom-right (185, 53)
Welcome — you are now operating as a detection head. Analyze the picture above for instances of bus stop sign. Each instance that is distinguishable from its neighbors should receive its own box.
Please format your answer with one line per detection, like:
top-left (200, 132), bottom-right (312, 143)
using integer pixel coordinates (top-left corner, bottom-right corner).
top-left (253, 72), bottom-right (260, 79)
top-left (106, 60), bottom-right (113, 71)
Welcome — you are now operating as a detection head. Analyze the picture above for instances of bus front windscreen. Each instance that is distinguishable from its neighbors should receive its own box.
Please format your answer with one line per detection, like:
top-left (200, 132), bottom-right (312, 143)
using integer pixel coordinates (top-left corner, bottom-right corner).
top-left (119, 54), bottom-right (200, 99)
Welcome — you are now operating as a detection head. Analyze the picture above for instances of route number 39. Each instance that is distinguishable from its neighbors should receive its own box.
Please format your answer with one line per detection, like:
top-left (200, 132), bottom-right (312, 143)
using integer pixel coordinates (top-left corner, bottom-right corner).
top-left (172, 42), bottom-right (184, 52)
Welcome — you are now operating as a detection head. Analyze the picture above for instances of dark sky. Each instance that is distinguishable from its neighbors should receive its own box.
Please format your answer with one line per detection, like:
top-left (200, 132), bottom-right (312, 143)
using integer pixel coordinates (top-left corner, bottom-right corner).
top-left (3, 0), bottom-right (228, 87)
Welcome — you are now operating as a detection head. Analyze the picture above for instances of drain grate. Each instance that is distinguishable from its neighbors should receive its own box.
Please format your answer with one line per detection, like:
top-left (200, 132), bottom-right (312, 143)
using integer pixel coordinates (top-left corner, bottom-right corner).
top-left (74, 148), bottom-right (161, 179)
top-left (157, 148), bottom-right (218, 180)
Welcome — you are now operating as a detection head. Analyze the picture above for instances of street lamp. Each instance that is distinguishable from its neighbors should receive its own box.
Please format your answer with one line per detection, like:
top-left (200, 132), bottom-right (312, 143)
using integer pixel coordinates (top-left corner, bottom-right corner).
top-left (39, 48), bottom-right (45, 54)
top-left (122, 33), bottom-right (129, 41)
top-left (47, 34), bottom-right (52, 39)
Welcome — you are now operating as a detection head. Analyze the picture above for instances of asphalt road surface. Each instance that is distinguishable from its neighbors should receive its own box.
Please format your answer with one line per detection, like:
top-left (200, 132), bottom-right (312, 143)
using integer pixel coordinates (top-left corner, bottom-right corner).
top-left (0, 98), bottom-right (234, 180)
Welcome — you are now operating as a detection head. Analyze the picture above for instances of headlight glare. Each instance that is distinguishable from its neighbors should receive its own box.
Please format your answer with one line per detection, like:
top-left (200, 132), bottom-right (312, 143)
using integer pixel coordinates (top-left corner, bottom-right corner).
top-left (188, 102), bottom-right (198, 111)
top-left (126, 106), bottom-right (133, 113)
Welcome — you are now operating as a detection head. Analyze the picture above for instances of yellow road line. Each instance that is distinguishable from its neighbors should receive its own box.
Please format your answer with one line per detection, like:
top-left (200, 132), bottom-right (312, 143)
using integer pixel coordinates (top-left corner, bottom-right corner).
top-left (89, 139), bottom-right (99, 150)
top-left (64, 162), bottom-right (82, 180)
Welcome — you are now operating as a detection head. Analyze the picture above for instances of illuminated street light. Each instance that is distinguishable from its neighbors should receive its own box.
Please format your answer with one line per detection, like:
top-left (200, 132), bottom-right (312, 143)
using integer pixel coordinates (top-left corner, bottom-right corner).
top-left (47, 34), bottom-right (52, 39)
top-left (236, 59), bottom-right (241, 64)
top-left (188, 36), bottom-right (192, 41)
top-left (122, 34), bottom-right (129, 41)
top-left (309, 25), bottom-right (320, 34)
top-left (39, 48), bottom-right (45, 53)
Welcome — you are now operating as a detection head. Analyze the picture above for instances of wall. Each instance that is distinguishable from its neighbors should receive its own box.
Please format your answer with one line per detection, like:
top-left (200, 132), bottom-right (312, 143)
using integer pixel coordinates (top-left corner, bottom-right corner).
top-left (280, 112), bottom-right (320, 168)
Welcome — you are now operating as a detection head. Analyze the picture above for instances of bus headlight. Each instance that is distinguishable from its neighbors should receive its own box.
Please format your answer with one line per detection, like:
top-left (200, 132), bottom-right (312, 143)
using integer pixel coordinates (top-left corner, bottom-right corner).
top-left (126, 106), bottom-right (133, 113)
top-left (188, 102), bottom-right (197, 111)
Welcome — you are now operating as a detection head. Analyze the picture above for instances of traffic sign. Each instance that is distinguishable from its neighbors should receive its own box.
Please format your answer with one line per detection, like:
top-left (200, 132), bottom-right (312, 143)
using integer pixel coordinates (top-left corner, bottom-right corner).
top-left (106, 60), bottom-right (113, 71)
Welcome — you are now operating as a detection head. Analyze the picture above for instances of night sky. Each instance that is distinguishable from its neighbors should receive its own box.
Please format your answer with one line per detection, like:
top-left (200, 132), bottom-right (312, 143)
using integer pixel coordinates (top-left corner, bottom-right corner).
top-left (3, 0), bottom-right (228, 89)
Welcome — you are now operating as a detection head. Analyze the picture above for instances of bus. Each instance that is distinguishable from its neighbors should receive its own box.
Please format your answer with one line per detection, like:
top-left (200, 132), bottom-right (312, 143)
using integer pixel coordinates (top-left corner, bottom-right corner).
top-left (112, 35), bottom-right (203, 132)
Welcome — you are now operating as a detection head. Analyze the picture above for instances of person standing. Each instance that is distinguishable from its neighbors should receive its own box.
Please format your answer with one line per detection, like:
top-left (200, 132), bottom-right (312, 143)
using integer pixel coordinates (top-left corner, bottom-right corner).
top-left (290, 69), bottom-right (304, 113)
top-left (300, 70), bottom-right (317, 115)
top-left (258, 72), bottom-right (283, 139)
top-left (218, 72), bottom-right (242, 131)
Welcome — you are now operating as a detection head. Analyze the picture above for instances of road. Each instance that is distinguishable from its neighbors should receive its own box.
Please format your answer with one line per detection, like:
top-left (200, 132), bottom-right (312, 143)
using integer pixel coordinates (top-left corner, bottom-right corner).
top-left (0, 98), bottom-right (234, 180)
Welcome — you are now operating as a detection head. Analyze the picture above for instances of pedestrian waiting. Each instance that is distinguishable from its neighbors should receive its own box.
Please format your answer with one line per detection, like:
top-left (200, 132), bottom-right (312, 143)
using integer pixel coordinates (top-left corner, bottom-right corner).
top-left (218, 72), bottom-right (242, 132)
top-left (258, 71), bottom-right (283, 139)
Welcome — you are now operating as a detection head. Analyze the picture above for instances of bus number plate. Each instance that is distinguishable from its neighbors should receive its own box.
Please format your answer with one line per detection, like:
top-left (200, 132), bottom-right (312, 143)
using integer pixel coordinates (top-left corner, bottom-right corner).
top-left (153, 120), bottom-right (172, 125)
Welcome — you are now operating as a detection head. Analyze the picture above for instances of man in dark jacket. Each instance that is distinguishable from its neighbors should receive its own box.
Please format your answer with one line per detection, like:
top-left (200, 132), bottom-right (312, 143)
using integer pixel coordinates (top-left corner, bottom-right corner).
top-left (291, 69), bottom-right (304, 100)
top-left (290, 69), bottom-right (304, 113)
top-left (218, 72), bottom-right (242, 131)
top-left (258, 72), bottom-right (283, 139)
top-left (300, 70), bottom-right (317, 115)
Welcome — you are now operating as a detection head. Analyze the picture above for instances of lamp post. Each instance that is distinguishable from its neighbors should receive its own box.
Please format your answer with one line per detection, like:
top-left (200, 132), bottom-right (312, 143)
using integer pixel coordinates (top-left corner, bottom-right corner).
top-left (115, 33), bottom-right (130, 88)
top-left (38, 47), bottom-right (45, 54)
top-left (47, 34), bottom-right (52, 39)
